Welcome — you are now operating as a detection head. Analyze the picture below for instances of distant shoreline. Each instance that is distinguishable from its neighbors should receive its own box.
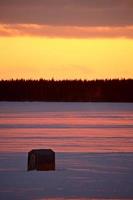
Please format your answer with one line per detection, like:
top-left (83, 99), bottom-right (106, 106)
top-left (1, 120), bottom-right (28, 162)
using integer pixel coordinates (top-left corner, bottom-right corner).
top-left (0, 101), bottom-right (133, 103)
top-left (0, 79), bottom-right (133, 102)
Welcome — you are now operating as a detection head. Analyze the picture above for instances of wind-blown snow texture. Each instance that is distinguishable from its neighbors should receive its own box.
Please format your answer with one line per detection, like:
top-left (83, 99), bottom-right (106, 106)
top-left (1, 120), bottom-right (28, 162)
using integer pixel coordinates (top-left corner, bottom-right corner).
top-left (0, 102), bottom-right (133, 199)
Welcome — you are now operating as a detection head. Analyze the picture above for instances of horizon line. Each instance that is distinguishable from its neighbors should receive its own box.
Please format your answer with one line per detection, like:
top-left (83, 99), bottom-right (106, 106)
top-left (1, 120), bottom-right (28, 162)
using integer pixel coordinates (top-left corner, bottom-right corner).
top-left (0, 78), bottom-right (133, 81)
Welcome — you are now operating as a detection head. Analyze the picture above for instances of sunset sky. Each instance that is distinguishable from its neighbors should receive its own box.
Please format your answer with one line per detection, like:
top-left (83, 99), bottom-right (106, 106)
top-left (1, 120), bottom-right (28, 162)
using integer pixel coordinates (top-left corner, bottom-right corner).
top-left (0, 0), bottom-right (133, 80)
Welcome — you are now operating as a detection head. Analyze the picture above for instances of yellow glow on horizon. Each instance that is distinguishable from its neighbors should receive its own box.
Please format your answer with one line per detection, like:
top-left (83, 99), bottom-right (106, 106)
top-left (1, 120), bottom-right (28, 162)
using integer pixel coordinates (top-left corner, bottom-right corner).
top-left (0, 36), bottom-right (133, 80)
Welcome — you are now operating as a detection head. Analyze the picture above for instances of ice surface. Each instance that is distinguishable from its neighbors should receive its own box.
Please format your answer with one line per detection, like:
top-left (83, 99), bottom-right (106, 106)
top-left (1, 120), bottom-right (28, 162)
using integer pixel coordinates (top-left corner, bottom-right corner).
top-left (0, 153), bottom-right (133, 200)
top-left (0, 102), bottom-right (133, 199)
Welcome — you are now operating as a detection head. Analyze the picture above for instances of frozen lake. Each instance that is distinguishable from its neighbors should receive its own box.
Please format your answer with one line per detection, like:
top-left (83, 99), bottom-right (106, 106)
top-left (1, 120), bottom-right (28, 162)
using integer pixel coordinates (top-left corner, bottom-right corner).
top-left (0, 102), bottom-right (133, 153)
top-left (0, 102), bottom-right (133, 199)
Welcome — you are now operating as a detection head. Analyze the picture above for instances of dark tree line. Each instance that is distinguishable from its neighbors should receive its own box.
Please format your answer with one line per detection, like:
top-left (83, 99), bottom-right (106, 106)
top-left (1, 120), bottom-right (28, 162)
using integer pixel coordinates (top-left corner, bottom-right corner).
top-left (0, 79), bottom-right (133, 102)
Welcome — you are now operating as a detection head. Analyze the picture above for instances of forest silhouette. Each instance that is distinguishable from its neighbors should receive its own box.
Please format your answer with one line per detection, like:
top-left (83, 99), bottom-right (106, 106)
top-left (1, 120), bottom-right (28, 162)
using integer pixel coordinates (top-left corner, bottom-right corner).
top-left (0, 79), bottom-right (133, 102)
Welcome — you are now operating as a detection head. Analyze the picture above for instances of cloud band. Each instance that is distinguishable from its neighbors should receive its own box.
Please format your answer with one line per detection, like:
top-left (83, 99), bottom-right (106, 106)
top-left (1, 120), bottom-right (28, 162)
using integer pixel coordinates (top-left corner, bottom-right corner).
top-left (0, 0), bottom-right (133, 27)
top-left (0, 24), bottom-right (133, 38)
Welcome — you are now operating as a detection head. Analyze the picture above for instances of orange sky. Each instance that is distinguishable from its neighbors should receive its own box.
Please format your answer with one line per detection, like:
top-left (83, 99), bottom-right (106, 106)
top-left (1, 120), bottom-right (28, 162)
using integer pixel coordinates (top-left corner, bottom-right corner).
top-left (0, 34), bottom-right (133, 80)
top-left (0, 0), bottom-right (133, 80)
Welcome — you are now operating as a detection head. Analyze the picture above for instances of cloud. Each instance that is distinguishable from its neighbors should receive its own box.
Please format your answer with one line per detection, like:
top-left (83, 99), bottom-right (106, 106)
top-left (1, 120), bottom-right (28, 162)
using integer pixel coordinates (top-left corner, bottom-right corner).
top-left (0, 24), bottom-right (133, 38)
top-left (0, 0), bottom-right (133, 26)
top-left (0, 0), bottom-right (133, 38)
